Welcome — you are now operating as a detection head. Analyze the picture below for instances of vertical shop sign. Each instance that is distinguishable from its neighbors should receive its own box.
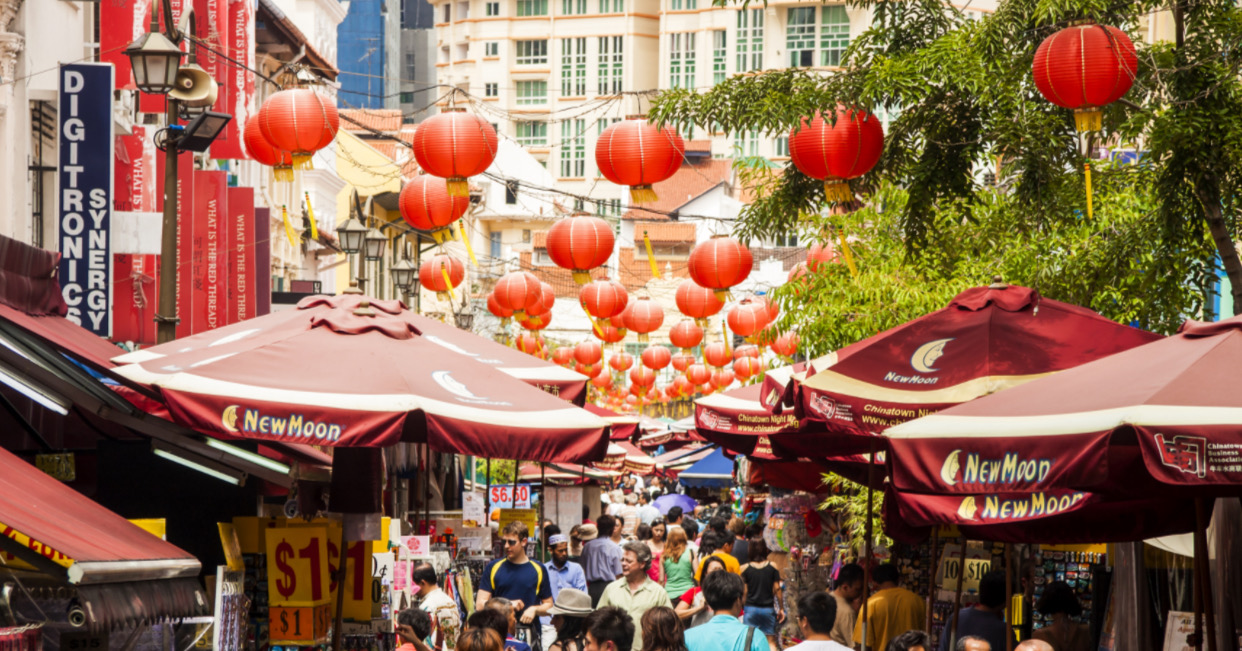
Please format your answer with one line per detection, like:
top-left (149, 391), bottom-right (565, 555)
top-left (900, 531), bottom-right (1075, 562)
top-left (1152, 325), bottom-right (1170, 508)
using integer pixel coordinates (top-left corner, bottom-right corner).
top-left (58, 63), bottom-right (114, 337)
top-left (138, 0), bottom-right (188, 115)
top-left (157, 150), bottom-right (196, 338)
top-left (193, 171), bottom-right (228, 333)
top-left (255, 207), bottom-right (271, 316)
top-left (212, 0), bottom-right (254, 159)
top-left (226, 187), bottom-right (255, 325)
top-left (100, 0), bottom-right (148, 91)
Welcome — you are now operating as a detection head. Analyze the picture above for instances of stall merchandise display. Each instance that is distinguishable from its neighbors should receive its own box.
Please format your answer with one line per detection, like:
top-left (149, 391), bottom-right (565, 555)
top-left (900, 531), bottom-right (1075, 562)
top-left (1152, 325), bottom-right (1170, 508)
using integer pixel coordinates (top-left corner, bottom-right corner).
top-left (1030, 549), bottom-right (1106, 631)
top-left (0, 625), bottom-right (41, 651)
top-left (763, 492), bottom-right (834, 646)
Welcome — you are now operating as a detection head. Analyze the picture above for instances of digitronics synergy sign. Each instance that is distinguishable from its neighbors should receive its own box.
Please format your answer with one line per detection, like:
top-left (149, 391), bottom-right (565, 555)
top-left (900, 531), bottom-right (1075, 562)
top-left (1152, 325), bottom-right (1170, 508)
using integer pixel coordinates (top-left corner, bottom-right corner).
top-left (58, 63), bottom-right (114, 337)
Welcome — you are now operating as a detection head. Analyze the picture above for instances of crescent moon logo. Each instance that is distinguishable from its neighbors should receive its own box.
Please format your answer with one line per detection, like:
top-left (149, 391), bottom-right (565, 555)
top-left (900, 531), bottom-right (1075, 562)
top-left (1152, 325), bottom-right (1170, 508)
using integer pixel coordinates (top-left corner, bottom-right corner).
top-left (910, 338), bottom-right (954, 373)
top-left (221, 405), bottom-right (240, 432)
top-left (940, 449), bottom-right (961, 486)
top-left (957, 495), bottom-right (978, 520)
top-left (432, 370), bottom-right (478, 399)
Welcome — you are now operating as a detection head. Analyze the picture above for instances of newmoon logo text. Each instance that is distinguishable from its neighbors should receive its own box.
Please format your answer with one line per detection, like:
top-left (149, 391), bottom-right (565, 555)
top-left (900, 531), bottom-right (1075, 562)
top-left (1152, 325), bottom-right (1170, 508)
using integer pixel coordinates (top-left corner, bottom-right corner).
top-left (222, 405), bottom-right (343, 441)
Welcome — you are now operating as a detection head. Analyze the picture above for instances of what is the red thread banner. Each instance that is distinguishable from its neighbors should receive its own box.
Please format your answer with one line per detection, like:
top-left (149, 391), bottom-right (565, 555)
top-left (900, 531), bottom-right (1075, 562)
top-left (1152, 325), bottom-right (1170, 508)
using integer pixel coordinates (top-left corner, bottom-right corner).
top-left (226, 186), bottom-right (256, 325)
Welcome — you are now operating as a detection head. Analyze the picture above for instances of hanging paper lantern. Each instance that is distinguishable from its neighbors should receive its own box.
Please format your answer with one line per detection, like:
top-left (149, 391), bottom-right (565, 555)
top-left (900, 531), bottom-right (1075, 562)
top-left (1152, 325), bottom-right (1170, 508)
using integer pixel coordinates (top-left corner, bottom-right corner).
top-left (575, 340), bottom-right (603, 366)
top-left (410, 108), bottom-right (498, 196)
top-left (734, 344), bottom-right (761, 360)
top-left (243, 118), bottom-right (294, 182)
top-left (630, 367), bottom-right (656, 387)
top-left (494, 271), bottom-right (542, 319)
top-left (487, 292), bottom-right (513, 320)
top-left (399, 176), bottom-right (470, 244)
top-left (520, 310), bottom-right (551, 331)
top-left (672, 375), bottom-right (694, 397)
top-left (668, 320), bottom-right (704, 353)
top-left (552, 347), bottom-right (575, 366)
top-left (727, 299), bottom-right (770, 338)
top-left (688, 237), bottom-right (754, 302)
top-left (771, 332), bottom-right (800, 357)
top-left (523, 282), bottom-right (555, 323)
top-left (594, 323), bottom-right (627, 344)
top-left (734, 357), bottom-right (762, 381)
top-left (579, 362), bottom-right (601, 378)
top-left (609, 351), bottom-right (635, 372)
top-left (580, 280), bottom-right (629, 320)
top-left (641, 345), bottom-right (671, 371)
top-left (760, 295), bottom-right (781, 324)
top-left (629, 383), bottom-right (647, 398)
top-left (699, 383), bottom-right (716, 396)
top-left (711, 369), bottom-right (735, 390)
top-left (610, 302), bottom-right (633, 331)
top-left (547, 216), bottom-right (616, 284)
top-left (675, 278), bottom-right (725, 324)
top-left (807, 242), bottom-right (838, 271)
top-left (257, 88), bottom-right (340, 168)
top-left (685, 364), bottom-right (711, 386)
top-left (704, 342), bottom-right (731, 368)
top-left (418, 254), bottom-right (466, 300)
top-left (625, 394), bottom-right (639, 406)
top-left (627, 297), bottom-right (664, 343)
top-left (591, 372), bottom-right (613, 389)
top-left (788, 262), bottom-right (809, 284)
top-left (595, 118), bottom-right (685, 203)
top-left (516, 334), bottom-right (543, 354)
top-left (789, 107), bottom-right (885, 203)
top-left (1032, 24), bottom-right (1138, 132)
top-left (671, 352), bottom-right (694, 372)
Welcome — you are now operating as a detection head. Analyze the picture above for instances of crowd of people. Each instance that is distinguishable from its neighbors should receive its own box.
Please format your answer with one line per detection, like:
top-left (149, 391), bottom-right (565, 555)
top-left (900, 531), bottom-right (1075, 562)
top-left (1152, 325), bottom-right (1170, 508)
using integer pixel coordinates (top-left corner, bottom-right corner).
top-left (395, 472), bottom-right (1091, 651)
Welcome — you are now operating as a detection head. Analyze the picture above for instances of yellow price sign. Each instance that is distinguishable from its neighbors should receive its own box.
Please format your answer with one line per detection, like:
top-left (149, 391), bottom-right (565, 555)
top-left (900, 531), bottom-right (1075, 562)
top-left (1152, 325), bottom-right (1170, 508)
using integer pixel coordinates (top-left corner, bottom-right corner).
top-left (270, 604), bottom-right (332, 645)
top-left (326, 539), bottom-right (375, 622)
top-left (265, 526), bottom-right (331, 607)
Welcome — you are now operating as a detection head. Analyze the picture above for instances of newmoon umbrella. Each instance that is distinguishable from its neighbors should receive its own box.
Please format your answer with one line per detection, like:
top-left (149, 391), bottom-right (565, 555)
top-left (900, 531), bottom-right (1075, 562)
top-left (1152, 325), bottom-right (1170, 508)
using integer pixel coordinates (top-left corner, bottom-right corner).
top-left (111, 294), bottom-right (609, 463)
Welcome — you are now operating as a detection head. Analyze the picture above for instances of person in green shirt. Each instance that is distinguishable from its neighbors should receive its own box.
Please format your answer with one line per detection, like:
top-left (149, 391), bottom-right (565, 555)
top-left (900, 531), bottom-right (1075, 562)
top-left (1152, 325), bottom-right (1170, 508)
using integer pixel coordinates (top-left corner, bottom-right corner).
top-left (662, 525), bottom-right (697, 602)
top-left (598, 541), bottom-right (674, 650)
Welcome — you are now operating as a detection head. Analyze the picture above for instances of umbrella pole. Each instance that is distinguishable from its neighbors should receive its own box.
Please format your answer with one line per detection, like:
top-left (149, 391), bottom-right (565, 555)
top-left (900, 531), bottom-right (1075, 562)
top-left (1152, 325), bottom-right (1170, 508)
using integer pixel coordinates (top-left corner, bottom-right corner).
top-left (1195, 498), bottom-right (1218, 651)
top-left (1005, 543), bottom-right (1014, 651)
top-left (486, 458), bottom-right (492, 515)
top-left (540, 464), bottom-right (547, 563)
top-left (424, 446), bottom-right (432, 537)
top-left (950, 537), bottom-right (968, 651)
top-left (332, 524), bottom-right (347, 651)
top-left (926, 527), bottom-right (939, 633)
top-left (861, 441), bottom-right (876, 651)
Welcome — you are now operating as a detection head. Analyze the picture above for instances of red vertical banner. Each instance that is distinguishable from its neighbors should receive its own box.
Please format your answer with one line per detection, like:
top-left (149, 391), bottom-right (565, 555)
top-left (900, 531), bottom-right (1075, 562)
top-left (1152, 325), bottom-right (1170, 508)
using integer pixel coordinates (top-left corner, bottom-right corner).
top-left (101, 0), bottom-right (148, 91)
top-left (255, 207), bottom-right (271, 316)
top-left (114, 126), bottom-right (157, 213)
top-left (138, 0), bottom-right (188, 115)
top-left (193, 171), bottom-right (228, 333)
top-left (211, 0), bottom-right (254, 159)
top-left (156, 149), bottom-right (195, 338)
top-left (226, 187), bottom-right (255, 325)
top-left (112, 254), bottom-right (161, 346)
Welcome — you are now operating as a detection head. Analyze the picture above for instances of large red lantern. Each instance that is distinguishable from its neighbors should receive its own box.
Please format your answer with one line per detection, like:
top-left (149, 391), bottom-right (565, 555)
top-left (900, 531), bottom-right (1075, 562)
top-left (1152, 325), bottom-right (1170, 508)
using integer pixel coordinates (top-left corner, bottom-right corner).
top-left (524, 282), bottom-right (555, 323)
top-left (609, 351), bottom-right (635, 372)
top-left (710, 369), bottom-right (735, 390)
top-left (675, 279), bottom-right (725, 324)
top-left (487, 292), bottom-right (514, 320)
top-left (685, 364), bottom-right (711, 387)
top-left (595, 323), bottom-right (627, 344)
top-left (672, 375), bottom-right (694, 397)
top-left (552, 347), bottom-right (575, 366)
top-left (641, 345), bottom-right (671, 370)
top-left (547, 216), bottom-right (616, 284)
top-left (688, 237), bottom-right (753, 302)
top-left (807, 242), bottom-right (838, 271)
top-left (668, 320), bottom-right (704, 353)
top-left (575, 340), bottom-right (603, 366)
top-left (630, 367), bottom-right (656, 387)
top-left (733, 357), bottom-right (762, 381)
top-left (418, 254), bottom-right (466, 300)
top-left (257, 89), bottom-right (340, 168)
top-left (411, 108), bottom-right (498, 196)
top-left (494, 271), bottom-right (542, 319)
top-left (727, 299), bottom-right (770, 338)
top-left (591, 372), bottom-right (613, 389)
top-left (516, 334), bottom-right (543, 354)
top-left (1032, 24), bottom-right (1137, 132)
top-left (595, 118), bottom-right (685, 203)
top-left (243, 118), bottom-right (294, 182)
top-left (580, 280), bottom-right (629, 320)
top-left (671, 352), bottom-right (694, 372)
top-left (789, 107), bottom-right (885, 203)
top-left (399, 176), bottom-right (470, 244)
top-left (734, 344), bottom-right (761, 360)
top-left (520, 312), bottom-right (551, 331)
top-left (771, 332), bottom-right (799, 357)
top-left (627, 297), bottom-right (664, 343)
top-left (704, 342), bottom-right (731, 368)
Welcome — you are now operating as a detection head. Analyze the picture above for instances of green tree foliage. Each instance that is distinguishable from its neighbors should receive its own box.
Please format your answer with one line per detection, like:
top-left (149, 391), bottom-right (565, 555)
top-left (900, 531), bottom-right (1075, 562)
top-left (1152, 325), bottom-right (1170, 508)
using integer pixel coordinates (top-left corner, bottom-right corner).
top-left (651, 0), bottom-right (1242, 352)
top-left (819, 473), bottom-right (892, 555)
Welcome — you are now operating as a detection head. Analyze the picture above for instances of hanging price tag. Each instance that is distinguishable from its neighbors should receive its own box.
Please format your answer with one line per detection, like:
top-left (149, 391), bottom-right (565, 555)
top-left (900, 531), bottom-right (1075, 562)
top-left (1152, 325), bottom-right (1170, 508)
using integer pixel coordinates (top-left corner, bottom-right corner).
top-left (265, 526), bottom-right (330, 607)
top-left (269, 603), bottom-right (332, 645)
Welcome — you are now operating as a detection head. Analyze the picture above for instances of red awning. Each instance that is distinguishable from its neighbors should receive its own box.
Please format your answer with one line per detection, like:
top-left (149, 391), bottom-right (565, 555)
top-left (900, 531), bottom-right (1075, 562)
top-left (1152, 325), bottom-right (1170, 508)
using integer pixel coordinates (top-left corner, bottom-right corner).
top-left (0, 304), bottom-right (121, 369)
top-left (0, 445), bottom-right (200, 584)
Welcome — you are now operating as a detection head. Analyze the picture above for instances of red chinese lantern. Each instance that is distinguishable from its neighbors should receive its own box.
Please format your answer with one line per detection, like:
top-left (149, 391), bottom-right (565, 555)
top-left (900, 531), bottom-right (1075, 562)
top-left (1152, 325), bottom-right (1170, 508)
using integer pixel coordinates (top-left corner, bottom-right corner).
top-left (1032, 24), bottom-right (1137, 132)
top-left (494, 271), bottom-right (542, 319)
top-left (609, 351), bottom-right (635, 372)
top-left (595, 118), bottom-right (685, 203)
top-left (610, 302), bottom-right (632, 332)
top-left (627, 297), bottom-right (664, 343)
top-left (675, 279), bottom-right (725, 325)
top-left (672, 375), bottom-right (694, 397)
top-left (399, 176), bottom-right (470, 244)
top-left (580, 280), bottom-right (629, 320)
top-left (641, 345), bottom-right (671, 370)
top-left (671, 352), bottom-right (694, 372)
top-left (699, 383), bottom-right (716, 396)
top-left (516, 334), bottom-right (543, 354)
top-left (668, 320), bottom-right (703, 353)
top-left (688, 237), bottom-right (753, 302)
top-left (727, 299), bottom-right (770, 338)
top-left (711, 369), bottom-right (735, 390)
top-left (685, 364), bottom-right (711, 386)
top-left (552, 347), bottom-right (575, 366)
top-left (734, 344), bottom-right (761, 360)
top-left (771, 332), bottom-right (800, 357)
top-left (243, 119), bottom-right (294, 182)
top-left (807, 242), bottom-right (838, 271)
top-left (524, 282), bottom-right (555, 321)
top-left (487, 292), bottom-right (513, 320)
top-left (788, 262), bottom-right (809, 284)
top-left (629, 383), bottom-right (647, 398)
top-left (630, 367), bottom-right (656, 387)
top-left (760, 295), bottom-right (780, 324)
top-left (521, 313), bottom-right (551, 330)
top-left (789, 107), bottom-right (885, 203)
top-left (546, 216), bottom-right (616, 284)
top-left (704, 342), bottom-right (731, 368)
top-left (580, 362), bottom-right (601, 378)
top-left (410, 108), bottom-right (498, 196)
top-left (591, 372), bottom-right (613, 389)
top-left (575, 340), bottom-right (603, 366)
top-left (595, 323), bottom-right (627, 344)
top-left (733, 357), bottom-right (762, 380)
top-left (418, 254), bottom-right (465, 300)
top-left (625, 394), bottom-right (639, 406)
top-left (256, 89), bottom-right (340, 168)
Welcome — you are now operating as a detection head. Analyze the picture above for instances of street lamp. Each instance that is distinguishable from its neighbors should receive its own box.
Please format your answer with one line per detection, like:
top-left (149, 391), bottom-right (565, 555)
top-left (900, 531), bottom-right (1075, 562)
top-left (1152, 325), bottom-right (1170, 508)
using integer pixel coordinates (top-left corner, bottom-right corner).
top-left (124, 30), bottom-right (183, 95)
top-left (364, 228), bottom-right (388, 262)
top-left (390, 257), bottom-right (416, 294)
top-left (337, 217), bottom-right (368, 255)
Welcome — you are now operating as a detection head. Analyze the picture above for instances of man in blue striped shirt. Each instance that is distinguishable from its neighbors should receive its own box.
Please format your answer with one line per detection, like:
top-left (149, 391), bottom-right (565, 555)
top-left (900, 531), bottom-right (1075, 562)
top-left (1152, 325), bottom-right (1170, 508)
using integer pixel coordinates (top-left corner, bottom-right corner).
top-left (684, 571), bottom-right (769, 651)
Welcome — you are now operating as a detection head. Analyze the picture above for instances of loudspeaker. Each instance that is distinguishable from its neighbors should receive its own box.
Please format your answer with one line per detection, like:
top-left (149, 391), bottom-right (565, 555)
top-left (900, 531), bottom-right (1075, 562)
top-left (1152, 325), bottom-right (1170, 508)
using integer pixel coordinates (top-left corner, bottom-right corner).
top-left (169, 64), bottom-right (218, 108)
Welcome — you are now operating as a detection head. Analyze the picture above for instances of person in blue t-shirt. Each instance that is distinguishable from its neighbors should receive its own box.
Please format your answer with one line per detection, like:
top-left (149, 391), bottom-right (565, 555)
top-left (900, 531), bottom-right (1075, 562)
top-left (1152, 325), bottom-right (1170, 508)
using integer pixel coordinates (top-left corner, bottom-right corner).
top-left (467, 607), bottom-right (531, 651)
top-left (478, 521), bottom-right (555, 650)
top-left (939, 571), bottom-right (1010, 651)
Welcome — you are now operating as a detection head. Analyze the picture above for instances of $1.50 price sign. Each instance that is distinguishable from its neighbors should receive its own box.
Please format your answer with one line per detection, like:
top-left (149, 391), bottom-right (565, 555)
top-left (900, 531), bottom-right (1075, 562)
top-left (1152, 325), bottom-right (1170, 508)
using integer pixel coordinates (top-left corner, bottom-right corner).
top-left (270, 603), bottom-right (332, 645)
top-left (266, 526), bottom-right (331, 607)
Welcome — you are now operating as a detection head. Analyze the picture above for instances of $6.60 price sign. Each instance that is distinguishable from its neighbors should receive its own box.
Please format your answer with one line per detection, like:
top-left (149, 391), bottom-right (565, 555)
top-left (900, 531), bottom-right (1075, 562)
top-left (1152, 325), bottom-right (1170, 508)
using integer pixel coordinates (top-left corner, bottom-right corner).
top-left (265, 526), bottom-right (331, 607)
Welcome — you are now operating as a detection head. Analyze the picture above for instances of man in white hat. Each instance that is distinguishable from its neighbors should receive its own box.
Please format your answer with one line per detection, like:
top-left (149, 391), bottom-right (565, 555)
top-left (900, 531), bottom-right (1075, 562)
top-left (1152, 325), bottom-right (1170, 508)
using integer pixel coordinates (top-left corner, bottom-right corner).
top-left (547, 533), bottom-right (588, 601)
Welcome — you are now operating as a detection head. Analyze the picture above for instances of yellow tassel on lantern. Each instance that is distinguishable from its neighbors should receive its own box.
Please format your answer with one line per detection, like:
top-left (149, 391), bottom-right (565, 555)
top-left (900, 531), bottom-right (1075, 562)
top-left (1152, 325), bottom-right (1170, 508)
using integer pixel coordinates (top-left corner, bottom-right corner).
top-left (1084, 160), bottom-right (1094, 219)
top-left (440, 262), bottom-right (456, 301)
top-left (643, 231), bottom-right (660, 279)
top-left (281, 205), bottom-right (300, 246)
top-left (837, 228), bottom-right (858, 277)
top-left (721, 321), bottom-right (731, 356)
top-left (824, 180), bottom-right (855, 203)
top-left (274, 165), bottom-right (294, 183)
top-left (1074, 108), bottom-right (1102, 133)
top-left (455, 222), bottom-right (479, 266)
top-left (291, 153), bottom-right (315, 170)
top-left (630, 185), bottom-right (658, 204)
top-left (303, 192), bottom-right (319, 241)
top-left (446, 177), bottom-right (470, 197)
top-left (591, 317), bottom-right (605, 339)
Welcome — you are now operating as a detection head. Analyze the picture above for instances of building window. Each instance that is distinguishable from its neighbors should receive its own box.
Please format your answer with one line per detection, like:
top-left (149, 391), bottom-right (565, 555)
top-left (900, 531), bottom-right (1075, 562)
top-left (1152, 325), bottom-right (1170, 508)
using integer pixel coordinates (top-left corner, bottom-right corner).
top-left (490, 231), bottom-right (502, 258)
top-left (670, 0), bottom-right (680, 9)
top-left (787, 7), bottom-right (816, 67)
top-left (516, 40), bottom-right (548, 65)
top-left (561, 120), bottom-right (586, 178)
top-left (441, 3), bottom-right (451, 21)
top-left (517, 0), bottom-right (548, 15)
top-left (669, 33), bottom-right (696, 89)
top-left (485, 82), bottom-right (498, 96)
top-left (820, 5), bottom-right (849, 67)
top-left (516, 79), bottom-right (548, 104)
top-left (561, 38), bottom-right (587, 96)
top-left (517, 121), bottom-right (548, 145)
top-left (599, 0), bottom-right (622, 12)
top-left (485, 41), bottom-right (499, 56)
top-left (506, 181), bottom-right (519, 204)
top-left (775, 135), bottom-right (789, 157)
top-left (598, 37), bottom-right (623, 95)
top-left (486, 1), bottom-right (500, 14)
top-left (736, 9), bottom-right (764, 72)
top-left (597, 197), bottom-right (621, 216)
top-left (562, 0), bottom-right (586, 13)
top-left (712, 30), bottom-right (727, 85)
top-left (733, 130), bottom-right (759, 157)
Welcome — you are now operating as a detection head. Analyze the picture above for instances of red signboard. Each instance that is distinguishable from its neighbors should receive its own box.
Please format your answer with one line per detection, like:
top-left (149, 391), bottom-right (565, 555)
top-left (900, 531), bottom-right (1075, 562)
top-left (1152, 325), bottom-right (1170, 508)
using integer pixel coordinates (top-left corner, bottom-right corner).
top-left (255, 207), bottom-right (271, 316)
top-left (226, 187), bottom-right (256, 325)
top-left (101, 0), bottom-right (148, 91)
top-left (113, 254), bottom-right (161, 346)
top-left (193, 171), bottom-right (228, 333)
top-left (114, 126), bottom-right (157, 213)
top-left (155, 149), bottom-right (195, 338)
top-left (211, 0), bottom-right (255, 159)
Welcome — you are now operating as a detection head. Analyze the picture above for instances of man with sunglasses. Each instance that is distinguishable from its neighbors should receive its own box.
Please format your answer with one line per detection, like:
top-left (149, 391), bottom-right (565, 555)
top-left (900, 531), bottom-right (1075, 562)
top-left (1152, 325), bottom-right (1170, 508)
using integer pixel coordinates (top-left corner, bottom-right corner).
top-left (478, 521), bottom-right (555, 651)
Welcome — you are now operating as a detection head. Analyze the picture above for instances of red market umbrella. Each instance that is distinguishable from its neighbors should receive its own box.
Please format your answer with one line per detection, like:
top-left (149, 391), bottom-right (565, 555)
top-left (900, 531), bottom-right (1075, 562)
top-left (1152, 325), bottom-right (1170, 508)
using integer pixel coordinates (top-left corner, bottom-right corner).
top-left (111, 294), bottom-right (609, 463)
top-left (771, 281), bottom-right (1160, 457)
top-left (618, 440), bottom-right (656, 475)
top-left (587, 404), bottom-right (641, 440)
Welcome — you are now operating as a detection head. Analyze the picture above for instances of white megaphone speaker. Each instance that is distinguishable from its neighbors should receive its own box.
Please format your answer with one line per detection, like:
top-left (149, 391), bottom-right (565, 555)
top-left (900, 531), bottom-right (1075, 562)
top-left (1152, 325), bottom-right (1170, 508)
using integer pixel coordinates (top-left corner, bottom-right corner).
top-left (169, 63), bottom-right (217, 108)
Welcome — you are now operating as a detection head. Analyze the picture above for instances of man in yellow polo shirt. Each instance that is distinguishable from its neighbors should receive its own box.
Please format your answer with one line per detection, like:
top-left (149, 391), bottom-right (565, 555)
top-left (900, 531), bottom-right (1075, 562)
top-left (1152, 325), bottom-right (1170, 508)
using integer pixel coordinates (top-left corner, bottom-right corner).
top-left (854, 564), bottom-right (925, 651)
top-left (693, 531), bottom-right (740, 581)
